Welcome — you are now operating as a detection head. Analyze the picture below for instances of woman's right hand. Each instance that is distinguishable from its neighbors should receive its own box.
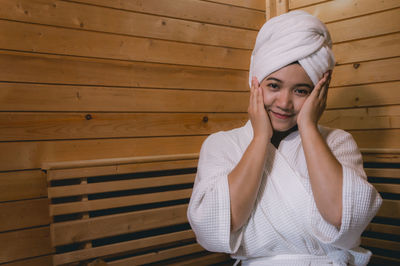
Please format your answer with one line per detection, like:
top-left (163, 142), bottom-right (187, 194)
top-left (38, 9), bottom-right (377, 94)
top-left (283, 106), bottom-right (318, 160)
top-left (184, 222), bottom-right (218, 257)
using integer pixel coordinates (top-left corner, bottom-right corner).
top-left (248, 76), bottom-right (273, 141)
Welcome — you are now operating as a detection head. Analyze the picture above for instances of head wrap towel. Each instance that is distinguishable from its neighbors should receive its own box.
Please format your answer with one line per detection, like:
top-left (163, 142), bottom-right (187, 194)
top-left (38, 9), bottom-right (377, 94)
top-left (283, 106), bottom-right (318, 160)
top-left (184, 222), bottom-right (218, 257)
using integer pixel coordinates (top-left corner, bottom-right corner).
top-left (249, 10), bottom-right (335, 87)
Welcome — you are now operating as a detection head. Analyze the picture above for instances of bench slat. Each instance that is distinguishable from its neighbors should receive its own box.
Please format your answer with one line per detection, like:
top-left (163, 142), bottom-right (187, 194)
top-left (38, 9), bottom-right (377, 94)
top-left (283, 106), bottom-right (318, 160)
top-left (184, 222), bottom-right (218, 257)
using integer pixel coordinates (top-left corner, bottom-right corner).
top-left (365, 223), bottom-right (400, 235)
top-left (108, 243), bottom-right (204, 266)
top-left (51, 204), bottom-right (188, 246)
top-left (365, 168), bottom-right (400, 178)
top-left (53, 230), bottom-right (194, 265)
top-left (373, 183), bottom-right (400, 194)
top-left (377, 199), bottom-right (400, 219)
top-left (47, 159), bottom-right (198, 181)
top-left (361, 237), bottom-right (400, 251)
top-left (50, 189), bottom-right (192, 216)
top-left (48, 174), bottom-right (195, 198)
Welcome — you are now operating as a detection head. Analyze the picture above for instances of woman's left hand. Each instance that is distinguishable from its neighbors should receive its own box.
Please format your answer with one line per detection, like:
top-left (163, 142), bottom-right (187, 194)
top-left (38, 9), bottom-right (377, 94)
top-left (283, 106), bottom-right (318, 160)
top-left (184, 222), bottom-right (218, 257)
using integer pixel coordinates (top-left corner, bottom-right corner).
top-left (297, 71), bottom-right (331, 130)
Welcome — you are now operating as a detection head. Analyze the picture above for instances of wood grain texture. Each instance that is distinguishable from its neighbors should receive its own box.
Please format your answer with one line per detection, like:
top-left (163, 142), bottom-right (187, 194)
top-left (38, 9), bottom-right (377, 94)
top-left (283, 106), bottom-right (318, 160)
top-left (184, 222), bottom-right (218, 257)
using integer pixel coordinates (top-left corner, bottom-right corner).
top-left (333, 33), bottom-right (400, 65)
top-left (0, 227), bottom-right (53, 263)
top-left (330, 57), bottom-right (400, 87)
top-left (63, 0), bottom-right (265, 29)
top-left (0, 20), bottom-right (251, 70)
top-left (0, 51), bottom-right (248, 91)
top-left (349, 129), bottom-right (400, 149)
top-left (289, 0), bottom-right (327, 9)
top-left (51, 204), bottom-right (188, 246)
top-left (320, 106), bottom-right (400, 130)
top-left (327, 82), bottom-right (400, 109)
top-left (205, 0), bottom-right (265, 10)
top-left (0, 198), bottom-right (50, 232)
top-left (48, 174), bottom-right (195, 198)
top-left (0, 170), bottom-right (47, 202)
top-left (0, 112), bottom-right (247, 141)
top-left (108, 243), bottom-right (204, 266)
top-left (1, 255), bottom-right (52, 266)
top-left (0, 83), bottom-right (249, 112)
top-left (327, 8), bottom-right (400, 43)
top-left (52, 230), bottom-right (195, 265)
top-left (299, 0), bottom-right (400, 23)
top-left (0, 0), bottom-right (257, 49)
top-left (0, 135), bottom-right (207, 172)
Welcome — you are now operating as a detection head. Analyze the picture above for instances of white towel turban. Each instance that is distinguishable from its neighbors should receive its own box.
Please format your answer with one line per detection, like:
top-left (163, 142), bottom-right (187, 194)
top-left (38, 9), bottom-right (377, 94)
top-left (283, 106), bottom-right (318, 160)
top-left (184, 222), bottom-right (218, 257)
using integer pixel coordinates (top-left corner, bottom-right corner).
top-left (249, 10), bottom-right (335, 87)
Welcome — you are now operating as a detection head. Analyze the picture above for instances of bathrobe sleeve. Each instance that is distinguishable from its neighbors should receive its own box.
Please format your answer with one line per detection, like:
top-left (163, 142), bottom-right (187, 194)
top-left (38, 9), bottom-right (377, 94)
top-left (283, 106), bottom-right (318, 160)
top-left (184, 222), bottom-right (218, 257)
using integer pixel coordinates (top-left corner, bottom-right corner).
top-left (309, 129), bottom-right (382, 249)
top-left (187, 132), bottom-right (244, 253)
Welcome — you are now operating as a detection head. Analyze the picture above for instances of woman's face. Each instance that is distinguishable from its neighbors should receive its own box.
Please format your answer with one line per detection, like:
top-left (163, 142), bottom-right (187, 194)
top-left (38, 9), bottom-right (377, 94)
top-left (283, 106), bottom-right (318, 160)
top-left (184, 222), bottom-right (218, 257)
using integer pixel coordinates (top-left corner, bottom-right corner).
top-left (259, 63), bottom-right (314, 132)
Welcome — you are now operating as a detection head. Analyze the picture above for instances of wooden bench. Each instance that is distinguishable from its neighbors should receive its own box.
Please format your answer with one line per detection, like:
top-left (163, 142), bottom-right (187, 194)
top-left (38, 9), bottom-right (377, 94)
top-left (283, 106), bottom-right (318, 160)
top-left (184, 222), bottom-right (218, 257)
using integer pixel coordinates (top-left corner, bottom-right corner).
top-left (44, 154), bottom-right (232, 266)
top-left (44, 150), bottom-right (399, 265)
top-left (360, 149), bottom-right (400, 266)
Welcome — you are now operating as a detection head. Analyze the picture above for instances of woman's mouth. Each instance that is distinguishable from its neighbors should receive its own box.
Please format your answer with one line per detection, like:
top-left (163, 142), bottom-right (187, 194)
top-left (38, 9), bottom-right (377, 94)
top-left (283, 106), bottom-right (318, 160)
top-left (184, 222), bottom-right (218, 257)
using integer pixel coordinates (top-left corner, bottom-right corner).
top-left (270, 110), bottom-right (293, 120)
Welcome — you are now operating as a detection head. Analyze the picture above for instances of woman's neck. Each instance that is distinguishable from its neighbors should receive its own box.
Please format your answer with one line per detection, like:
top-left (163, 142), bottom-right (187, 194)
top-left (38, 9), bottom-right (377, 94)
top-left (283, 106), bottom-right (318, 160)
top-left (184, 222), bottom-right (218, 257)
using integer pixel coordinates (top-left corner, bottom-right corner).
top-left (271, 125), bottom-right (298, 149)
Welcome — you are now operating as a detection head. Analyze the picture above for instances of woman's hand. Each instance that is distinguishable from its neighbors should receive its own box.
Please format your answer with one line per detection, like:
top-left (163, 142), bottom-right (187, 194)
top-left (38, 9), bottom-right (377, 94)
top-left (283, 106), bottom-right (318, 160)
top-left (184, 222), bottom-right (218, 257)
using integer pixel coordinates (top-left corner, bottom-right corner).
top-left (297, 71), bottom-right (331, 131)
top-left (248, 76), bottom-right (273, 141)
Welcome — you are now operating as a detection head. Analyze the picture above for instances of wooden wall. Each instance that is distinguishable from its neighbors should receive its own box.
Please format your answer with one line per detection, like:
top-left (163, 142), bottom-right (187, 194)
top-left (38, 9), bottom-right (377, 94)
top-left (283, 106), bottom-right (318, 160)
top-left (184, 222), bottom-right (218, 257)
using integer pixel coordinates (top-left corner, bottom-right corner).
top-left (267, 0), bottom-right (400, 152)
top-left (0, 0), bottom-right (265, 264)
top-left (267, 0), bottom-right (400, 265)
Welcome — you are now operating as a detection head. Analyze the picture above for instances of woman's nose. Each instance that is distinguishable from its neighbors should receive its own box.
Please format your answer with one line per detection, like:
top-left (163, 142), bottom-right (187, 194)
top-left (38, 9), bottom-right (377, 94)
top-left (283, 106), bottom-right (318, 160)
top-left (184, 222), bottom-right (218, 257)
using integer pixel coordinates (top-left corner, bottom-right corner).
top-left (276, 90), bottom-right (292, 109)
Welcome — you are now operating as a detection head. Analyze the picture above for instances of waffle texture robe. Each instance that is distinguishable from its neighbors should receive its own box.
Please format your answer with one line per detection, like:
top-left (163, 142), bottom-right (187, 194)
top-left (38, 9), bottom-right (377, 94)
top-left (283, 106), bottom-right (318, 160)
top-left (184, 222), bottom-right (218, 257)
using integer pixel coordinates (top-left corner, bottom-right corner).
top-left (187, 121), bottom-right (382, 266)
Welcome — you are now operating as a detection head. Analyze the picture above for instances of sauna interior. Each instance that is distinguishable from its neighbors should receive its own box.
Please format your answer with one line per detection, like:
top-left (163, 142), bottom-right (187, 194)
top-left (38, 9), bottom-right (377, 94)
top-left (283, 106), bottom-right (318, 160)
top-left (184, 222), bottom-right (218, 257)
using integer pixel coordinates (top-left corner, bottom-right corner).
top-left (0, 0), bottom-right (399, 265)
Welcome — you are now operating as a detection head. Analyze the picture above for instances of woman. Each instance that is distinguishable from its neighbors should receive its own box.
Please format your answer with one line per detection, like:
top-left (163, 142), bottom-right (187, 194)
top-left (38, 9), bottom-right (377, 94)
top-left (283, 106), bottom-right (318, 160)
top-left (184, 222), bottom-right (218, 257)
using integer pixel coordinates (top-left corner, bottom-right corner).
top-left (187, 11), bottom-right (382, 266)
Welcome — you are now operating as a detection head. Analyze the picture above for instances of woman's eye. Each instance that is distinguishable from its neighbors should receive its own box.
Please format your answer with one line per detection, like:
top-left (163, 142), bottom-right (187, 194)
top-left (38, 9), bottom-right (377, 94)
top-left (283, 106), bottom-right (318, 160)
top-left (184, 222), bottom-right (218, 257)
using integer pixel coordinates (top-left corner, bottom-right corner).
top-left (268, 83), bottom-right (279, 90)
top-left (294, 88), bottom-right (310, 96)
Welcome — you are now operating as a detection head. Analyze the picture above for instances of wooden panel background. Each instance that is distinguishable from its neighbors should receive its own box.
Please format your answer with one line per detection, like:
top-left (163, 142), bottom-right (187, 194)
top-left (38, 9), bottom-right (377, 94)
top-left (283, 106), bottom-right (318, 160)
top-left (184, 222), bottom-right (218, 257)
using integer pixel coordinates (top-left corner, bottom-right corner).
top-left (0, 0), bottom-right (264, 264)
top-left (1, 0), bottom-right (399, 264)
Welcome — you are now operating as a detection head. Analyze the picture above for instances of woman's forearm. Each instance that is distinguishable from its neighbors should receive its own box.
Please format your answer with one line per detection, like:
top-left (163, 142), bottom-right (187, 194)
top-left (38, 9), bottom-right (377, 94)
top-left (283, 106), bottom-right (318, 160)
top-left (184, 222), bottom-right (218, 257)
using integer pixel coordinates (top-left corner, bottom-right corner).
top-left (228, 136), bottom-right (268, 232)
top-left (300, 125), bottom-right (343, 227)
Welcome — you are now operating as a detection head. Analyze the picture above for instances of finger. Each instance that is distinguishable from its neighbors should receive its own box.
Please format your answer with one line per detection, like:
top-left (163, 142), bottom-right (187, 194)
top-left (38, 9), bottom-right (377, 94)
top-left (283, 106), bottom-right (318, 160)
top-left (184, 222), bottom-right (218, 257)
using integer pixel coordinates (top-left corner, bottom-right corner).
top-left (319, 72), bottom-right (330, 101)
top-left (313, 72), bottom-right (329, 98)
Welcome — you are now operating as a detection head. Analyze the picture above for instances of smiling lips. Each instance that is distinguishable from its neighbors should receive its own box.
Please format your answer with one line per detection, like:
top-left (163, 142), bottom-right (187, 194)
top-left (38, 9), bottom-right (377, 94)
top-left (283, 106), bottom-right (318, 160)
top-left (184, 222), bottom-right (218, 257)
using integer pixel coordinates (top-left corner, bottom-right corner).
top-left (270, 110), bottom-right (294, 120)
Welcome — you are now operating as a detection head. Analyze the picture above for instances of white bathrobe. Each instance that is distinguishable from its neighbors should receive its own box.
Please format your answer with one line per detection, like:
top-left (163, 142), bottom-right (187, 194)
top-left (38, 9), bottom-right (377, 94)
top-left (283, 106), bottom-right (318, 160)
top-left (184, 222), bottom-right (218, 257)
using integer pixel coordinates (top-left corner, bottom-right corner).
top-left (187, 121), bottom-right (382, 266)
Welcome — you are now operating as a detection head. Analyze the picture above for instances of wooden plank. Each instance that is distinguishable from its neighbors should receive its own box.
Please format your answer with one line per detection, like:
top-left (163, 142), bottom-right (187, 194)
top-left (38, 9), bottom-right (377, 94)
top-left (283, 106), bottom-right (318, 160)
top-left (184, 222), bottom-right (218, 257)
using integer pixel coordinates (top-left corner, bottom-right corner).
top-left (0, 51), bottom-right (248, 91)
top-left (0, 0), bottom-right (257, 49)
top-left (327, 82), bottom-right (400, 109)
top-left (47, 159), bottom-right (198, 181)
top-left (369, 254), bottom-right (400, 266)
top-left (350, 129), bottom-right (400, 149)
top-left (0, 170), bottom-right (47, 202)
top-left (0, 112), bottom-right (247, 141)
top-left (64, 0), bottom-right (265, 30)
top-left (48, 174), bottom-right (195, 198)
top-left (0, 227), bottom-right (53, 264)
top-left (172, 253), bottom-right (231, 266)
top-left (333, 33), bottom-right (400, 65)
top-left (376, 199), bottom-right (400, 219)
top-left (2, 255), bottom-right (53, 266)
top-left (0, 135), bottom-right (206, 172)
top-left (362, 153), bottom-right (400, 164)
top-left (299, 0), bottom-right (400, 23)
top-left (51, 204), bottom-right (188, 246)
top-left (361, 237), bottom-right (400, 251)
top-left (51, 189), bottom-right (193, 216)
top-left (0, 20), bottom-right (251, 70)
top-left (373, 184), bottom-right (400, 194)
top-left (327, 8), bottom-right (400, 43)
top-left (330, 57), bottom-right (400, 87)
top-left (0, 198), bottom-right (50, 232)
top-left (0, 83), bottom-right (249, 112)
top-left (320, 106), bottom-right (400, 130)
top-left (365, 223), bottom-right (400, 235)
top-left (365, 168), bottom-right (400, 179)
top-left (108, 243), bottom-right (204, 266)
top-left (44, 153), bottom-right (199, 171)
top-left (53, 230), bottom-right (195, 265)
top-left (202, 0), bottom-right (265, 11)
top-left (289, 0), bottom-right (326, 9)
